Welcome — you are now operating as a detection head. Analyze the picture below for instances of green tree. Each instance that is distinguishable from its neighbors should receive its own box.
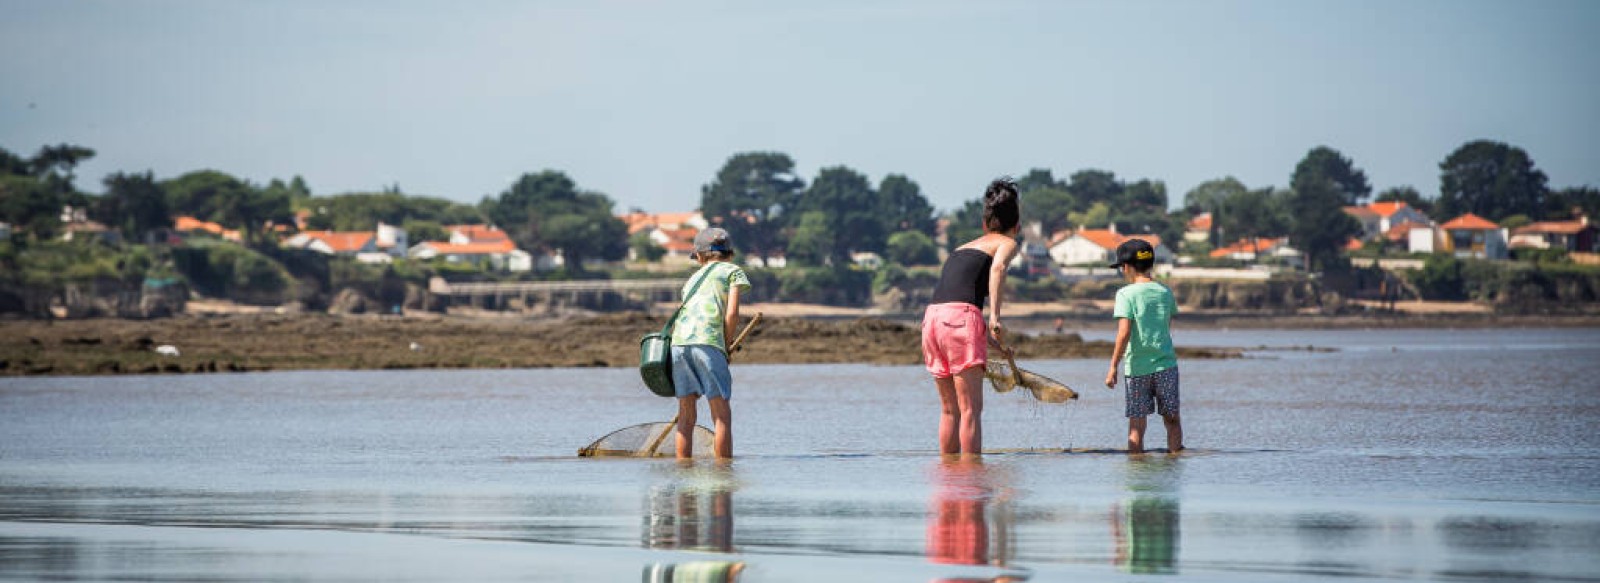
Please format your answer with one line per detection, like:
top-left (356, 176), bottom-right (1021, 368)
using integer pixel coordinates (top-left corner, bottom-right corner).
top-left (1374, 185), bottom-right (1434, 216)
top-left (878, 174), bottom-right (936, 236)
top-left (1437, 140), bottom-right (1548, 222)
top-left (885, 230), bottom-right (939, 266)
top-left (1117, 179), bottom-right (1168, 212)
top-left (796, 165), bottom-right (883, 264)
top-left (1218, 187), bottom-right (1289, 258)
top-left (1184, 177), bottom-right (1248, 215)
top-left (944, 199), bottom-right (985, 251)
top-left (629, 231), bottom-right (666, 262)
top-left (0, 175), bottom-right (61, 239)
top-left (1544, 186), bottom-right (1600, 221)
top-left (304, 192), bottom-right (481, 232)
top-left (786, 211), bottom-right (834, 266)
top-left (1067, 169), bottom-right (1123, 209)
top-left (1289, 146), bottom-right (1366, 271)
top-left (700, 152), bottom-right (805, 264)
top-left (1068, 201), bottom-right (1112, 230)
top-left (1017, 168), bottom-right (1065, 194)
top-left (402, 219), bottom-right (447, 245)
top-left (1025, 186), bottom-right (1077, 237)
top-left (481, 170), bottom-right (628, 270)
top-left (96, 171), bottom-right (171, 242)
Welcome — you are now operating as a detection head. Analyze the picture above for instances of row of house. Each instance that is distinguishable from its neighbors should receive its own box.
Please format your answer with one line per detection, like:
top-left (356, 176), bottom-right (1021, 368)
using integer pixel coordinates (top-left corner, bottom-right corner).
top-left (158, 200), bottom-right (1595, 276)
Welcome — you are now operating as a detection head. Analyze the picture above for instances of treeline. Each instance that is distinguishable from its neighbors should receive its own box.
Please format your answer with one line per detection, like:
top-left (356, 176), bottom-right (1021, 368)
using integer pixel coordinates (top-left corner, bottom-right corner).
top-left (3, 138), bottom-right (1598, 315)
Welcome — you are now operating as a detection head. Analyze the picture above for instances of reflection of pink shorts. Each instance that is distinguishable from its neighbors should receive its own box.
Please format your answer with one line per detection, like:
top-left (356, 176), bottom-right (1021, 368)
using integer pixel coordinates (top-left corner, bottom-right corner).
top-left (922, 302), bottom-right (987, 378)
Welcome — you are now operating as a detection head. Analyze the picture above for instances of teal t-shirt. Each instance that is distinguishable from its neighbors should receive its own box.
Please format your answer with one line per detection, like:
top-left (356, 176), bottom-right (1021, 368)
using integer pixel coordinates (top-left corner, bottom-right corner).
top-left (670, 261), bottom-right (752, 351)
top-left (1113, 281), bottom-right (1178, 377)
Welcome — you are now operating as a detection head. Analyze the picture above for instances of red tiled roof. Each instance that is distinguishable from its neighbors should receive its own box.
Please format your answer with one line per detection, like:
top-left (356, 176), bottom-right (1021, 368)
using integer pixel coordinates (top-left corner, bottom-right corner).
top-left (1343, 206), bottom-right (1378, 219)
top-left (1366, 201), bottom-right (1409, 218)
top-left (1345, 238), bottom-right (1364, 251)
top-left (174, 216), bottom-right (226, 234)
top-left (1209, 237), bottom-right (1283, 258)
top-left (447, 224), bottom-right (509, 242)
top-left (1071, 228), bottom-right (1162, 251)
top-left (419, 240), bottom-right (516, 255)
top-left (1187, 212), bottom-right (1212, 231)
top-left (1384, 222), bottom-right (1428, 242)
top-left (1440, 213), bottom-right (1499, 231)
top-left (301, 231), bottom-right (375, 253)
top-left (1514, 220), bottom-right (1590, 236)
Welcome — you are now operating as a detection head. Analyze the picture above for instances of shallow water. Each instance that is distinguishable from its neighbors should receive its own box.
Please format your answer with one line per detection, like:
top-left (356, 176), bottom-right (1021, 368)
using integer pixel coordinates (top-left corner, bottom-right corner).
top-left (2, 328), bottom-right (1598, 582)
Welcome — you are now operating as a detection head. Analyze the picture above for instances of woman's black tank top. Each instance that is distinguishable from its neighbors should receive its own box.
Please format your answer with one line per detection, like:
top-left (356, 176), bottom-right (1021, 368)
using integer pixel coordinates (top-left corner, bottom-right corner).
top-left (930, 248), bottom-right (993, 307)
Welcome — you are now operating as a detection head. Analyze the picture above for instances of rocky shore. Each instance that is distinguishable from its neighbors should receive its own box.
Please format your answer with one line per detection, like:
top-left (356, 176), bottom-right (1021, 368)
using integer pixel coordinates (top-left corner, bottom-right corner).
top-left (0, 312), bottom-right (1243, 376)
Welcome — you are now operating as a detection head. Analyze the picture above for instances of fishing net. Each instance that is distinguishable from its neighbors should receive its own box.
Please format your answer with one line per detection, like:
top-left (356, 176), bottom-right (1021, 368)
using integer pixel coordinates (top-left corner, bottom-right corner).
top-left (578, 422), bottom-right (716, 457)
top-left (985, 360), bottom-right (1078, 403)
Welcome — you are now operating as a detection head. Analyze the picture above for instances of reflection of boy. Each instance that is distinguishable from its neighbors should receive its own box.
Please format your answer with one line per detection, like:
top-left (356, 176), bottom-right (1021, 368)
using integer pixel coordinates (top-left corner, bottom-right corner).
top-left (1103, 239), bottom-right (1183, 454)
top-left (1110, 497), bottom-right (1180, 574)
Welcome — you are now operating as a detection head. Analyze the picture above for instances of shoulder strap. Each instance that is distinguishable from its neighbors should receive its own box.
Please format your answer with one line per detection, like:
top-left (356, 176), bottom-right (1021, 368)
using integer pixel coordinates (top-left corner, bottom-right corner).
top-left (660, 264), bottom-right (718, 335)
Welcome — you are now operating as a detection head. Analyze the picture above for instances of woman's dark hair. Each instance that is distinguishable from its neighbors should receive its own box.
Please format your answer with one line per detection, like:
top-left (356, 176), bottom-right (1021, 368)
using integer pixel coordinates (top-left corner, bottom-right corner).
top-left (982, 177), bottom-right (1020, 233)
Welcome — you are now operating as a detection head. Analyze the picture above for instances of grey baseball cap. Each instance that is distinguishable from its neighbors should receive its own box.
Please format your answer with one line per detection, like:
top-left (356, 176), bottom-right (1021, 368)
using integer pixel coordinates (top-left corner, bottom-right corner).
top-left (692, 227), bottom-right (733, 254)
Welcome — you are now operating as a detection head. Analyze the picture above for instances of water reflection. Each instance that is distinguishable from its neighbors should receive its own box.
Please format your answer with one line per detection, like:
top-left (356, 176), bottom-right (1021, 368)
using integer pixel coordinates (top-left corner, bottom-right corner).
top-left (1113, 457), bottom-right (1182, 574)
top-left (643, 461), bottom-right (744, 582)
top-left (926, 458), bottom-right (1024, 583)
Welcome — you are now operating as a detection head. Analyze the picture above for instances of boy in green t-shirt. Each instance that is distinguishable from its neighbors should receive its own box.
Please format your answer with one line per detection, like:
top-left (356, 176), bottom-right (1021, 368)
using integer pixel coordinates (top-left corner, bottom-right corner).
top-left (1103, 239), bottom-right (1183, 454)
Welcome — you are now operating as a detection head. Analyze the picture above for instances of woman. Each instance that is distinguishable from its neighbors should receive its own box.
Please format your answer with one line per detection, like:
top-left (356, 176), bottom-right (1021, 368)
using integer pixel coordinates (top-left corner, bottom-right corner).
top-left (921, 178), bottom-right (1021, 456)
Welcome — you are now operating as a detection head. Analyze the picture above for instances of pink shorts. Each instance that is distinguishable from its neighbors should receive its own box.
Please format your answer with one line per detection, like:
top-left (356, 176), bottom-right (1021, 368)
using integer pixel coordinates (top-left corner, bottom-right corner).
top-left (922, 302), bottom-right (987, 378)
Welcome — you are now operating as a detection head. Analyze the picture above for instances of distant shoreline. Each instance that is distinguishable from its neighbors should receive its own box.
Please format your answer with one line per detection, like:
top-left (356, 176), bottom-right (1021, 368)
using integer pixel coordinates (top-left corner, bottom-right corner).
top-left (2, 307), bottom-right (1595, 377)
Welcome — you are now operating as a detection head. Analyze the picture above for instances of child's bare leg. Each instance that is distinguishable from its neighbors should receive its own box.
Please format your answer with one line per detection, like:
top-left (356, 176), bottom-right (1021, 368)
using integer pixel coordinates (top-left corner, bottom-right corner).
top-left (1127, 416), bottom-right (1147, 454)
top-left (1162, 414), bottom-right (1183, 452)
top-left (935, 376), bottom-right (960, 455)
top-left (953, 366), bottom-right (984, 455)
top-left (708, 396), bottom-right (733, 459)
top-left (675, 396), bottom-right (699, 459)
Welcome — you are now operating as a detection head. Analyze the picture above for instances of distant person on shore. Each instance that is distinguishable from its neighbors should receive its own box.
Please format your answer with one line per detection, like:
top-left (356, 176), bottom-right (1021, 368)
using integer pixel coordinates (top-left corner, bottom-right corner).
top-left (1103, 239), bottom-right (1183, 454)
top-left (671, 228), bottom-right (751, 459)
top-left (922, 178), bottom-right (1021, 456)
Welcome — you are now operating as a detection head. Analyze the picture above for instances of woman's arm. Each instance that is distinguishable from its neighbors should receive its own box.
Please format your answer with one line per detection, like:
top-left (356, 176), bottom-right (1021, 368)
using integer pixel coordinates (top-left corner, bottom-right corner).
top-left (987, 238), bottom-right (1019, 342)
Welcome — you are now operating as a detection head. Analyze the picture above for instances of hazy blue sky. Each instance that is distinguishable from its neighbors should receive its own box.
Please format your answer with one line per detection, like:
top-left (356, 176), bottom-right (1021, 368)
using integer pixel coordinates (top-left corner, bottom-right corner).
top-left (3, 0), bottom-right (1596, 214)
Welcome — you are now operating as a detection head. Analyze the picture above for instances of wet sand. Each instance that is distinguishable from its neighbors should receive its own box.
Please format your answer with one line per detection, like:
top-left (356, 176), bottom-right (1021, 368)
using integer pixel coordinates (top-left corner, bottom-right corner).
top-left (0, 312), bottom-right (1242, 376)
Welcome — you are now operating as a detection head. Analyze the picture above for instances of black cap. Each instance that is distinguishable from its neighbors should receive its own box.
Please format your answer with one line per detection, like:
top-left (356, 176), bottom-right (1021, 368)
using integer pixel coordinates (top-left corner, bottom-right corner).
top-left (1109, 239), bottom-right (1156, 269)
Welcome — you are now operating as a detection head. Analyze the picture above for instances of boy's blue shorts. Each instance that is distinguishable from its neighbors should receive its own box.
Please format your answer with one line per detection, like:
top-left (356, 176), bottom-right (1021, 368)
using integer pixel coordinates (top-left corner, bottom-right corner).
top-left (1125, 367), bottom-right (1179, 418)
top-left (671, 344), bottom-right (732, 400)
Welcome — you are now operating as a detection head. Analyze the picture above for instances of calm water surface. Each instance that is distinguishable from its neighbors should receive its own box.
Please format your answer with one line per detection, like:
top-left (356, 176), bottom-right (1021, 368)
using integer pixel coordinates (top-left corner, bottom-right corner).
top-left (2, 328), bottom-right (1598, 582)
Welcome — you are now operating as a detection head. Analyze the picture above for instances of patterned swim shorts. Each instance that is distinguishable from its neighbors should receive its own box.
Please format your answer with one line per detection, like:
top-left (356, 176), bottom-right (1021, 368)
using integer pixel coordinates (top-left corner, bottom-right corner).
top-left (1125, 367), bottom-right (1180, 418)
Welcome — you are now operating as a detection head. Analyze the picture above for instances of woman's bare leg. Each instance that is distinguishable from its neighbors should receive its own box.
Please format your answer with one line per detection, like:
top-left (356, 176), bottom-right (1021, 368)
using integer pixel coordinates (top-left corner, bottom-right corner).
top-left (953, 366), bottom-right (984, 455)
top-left (935, 376), bottom-right (960, 455)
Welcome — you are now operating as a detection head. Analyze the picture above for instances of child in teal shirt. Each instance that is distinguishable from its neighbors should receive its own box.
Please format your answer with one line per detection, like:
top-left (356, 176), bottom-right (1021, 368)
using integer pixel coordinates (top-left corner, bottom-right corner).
top-left (1103, 239), bottom-right (1183, 454)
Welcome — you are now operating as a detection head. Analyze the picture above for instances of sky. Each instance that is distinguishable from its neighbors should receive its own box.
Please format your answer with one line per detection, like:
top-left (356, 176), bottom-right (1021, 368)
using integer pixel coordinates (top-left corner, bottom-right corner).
top-left (2, 0), bottom-right (1597, 215)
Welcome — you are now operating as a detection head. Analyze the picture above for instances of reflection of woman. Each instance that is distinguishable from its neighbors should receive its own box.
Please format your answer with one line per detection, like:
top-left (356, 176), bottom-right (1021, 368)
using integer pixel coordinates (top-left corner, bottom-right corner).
top-left (926, 459), bottom-right (999, 566)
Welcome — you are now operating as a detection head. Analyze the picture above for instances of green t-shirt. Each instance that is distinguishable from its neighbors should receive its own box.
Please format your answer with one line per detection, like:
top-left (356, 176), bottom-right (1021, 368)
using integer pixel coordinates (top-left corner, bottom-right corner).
top-left (1113, 281), bottom-right (1178, 377)
top-left (670, 261), bottom-right (752, 351)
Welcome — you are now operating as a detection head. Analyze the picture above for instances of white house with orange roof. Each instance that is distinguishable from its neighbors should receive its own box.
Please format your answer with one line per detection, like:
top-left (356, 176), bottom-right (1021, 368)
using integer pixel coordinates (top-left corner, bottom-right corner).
top-left (1344, 201), bottom-right (1432, 240)
top-left (618, 211), bottom-right (708, 263)
top-left (1510, 212), bottom-right (1596, 253)
top-left (174, 216), bottom-right (242, 242)
top-left (282, 222), bottom-right (407, 263)
top-left (1048, 225), bottom-right (1173, 267)
top-left (409, 224), bottom-right (542, 271)
top-left (1411, 213), bottom-right (1507, 259)
top-left (1184, 212), bottom-right (1213, 245)
top-left (1206, 236), bottom-right (1305, 268)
